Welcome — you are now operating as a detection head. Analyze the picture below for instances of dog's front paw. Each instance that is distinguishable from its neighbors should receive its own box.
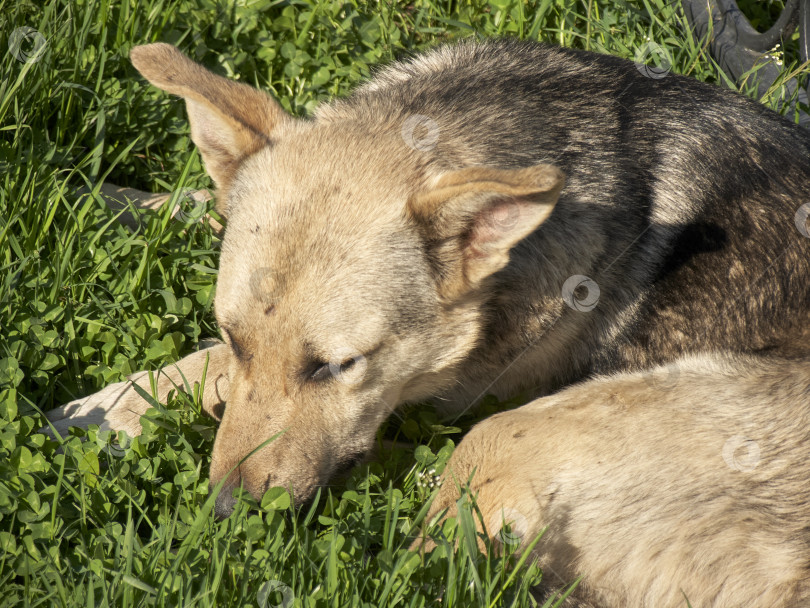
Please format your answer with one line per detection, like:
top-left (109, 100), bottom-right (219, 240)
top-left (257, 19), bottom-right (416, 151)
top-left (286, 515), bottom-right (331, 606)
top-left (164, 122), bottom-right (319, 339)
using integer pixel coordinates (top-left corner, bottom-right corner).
top-left (43, 375), bottom-right (153, 439)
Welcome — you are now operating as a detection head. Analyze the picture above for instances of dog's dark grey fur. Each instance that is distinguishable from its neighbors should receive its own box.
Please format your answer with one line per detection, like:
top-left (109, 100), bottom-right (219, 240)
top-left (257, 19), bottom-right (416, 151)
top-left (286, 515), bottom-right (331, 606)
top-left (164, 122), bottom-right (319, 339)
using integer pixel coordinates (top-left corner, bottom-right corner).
top-left (54, 37), bottom-right (810, 492)
top-left (328, 39), bottom-right (810, 404)
top-left (50, 39), bottom-right (810, 606)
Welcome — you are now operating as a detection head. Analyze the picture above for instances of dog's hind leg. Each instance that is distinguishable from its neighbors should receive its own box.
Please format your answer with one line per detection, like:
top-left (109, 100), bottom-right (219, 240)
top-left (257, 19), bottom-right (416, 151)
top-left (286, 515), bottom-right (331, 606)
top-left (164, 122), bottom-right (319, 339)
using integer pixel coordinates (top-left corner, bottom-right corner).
top-left (417, 356), bottom-right (810, 607)
top-left (44, 342), bottom-right (231, 439)
top-left (412, 409), bottom-right (590, 605)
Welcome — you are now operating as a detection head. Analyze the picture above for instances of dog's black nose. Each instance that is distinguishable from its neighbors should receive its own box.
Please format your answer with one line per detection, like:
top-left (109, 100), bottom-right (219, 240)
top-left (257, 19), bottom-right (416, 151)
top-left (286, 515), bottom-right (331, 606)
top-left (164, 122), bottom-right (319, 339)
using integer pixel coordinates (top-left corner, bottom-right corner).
top-left (212, 483), bottom-right (238, 519)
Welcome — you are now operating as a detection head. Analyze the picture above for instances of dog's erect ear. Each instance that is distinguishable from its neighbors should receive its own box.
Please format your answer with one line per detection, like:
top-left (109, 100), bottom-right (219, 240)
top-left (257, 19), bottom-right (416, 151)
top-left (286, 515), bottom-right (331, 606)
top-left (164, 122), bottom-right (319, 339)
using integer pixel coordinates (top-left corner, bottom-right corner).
top-left (408, 164), bottom-right (564, 299)
top-left (130, 43), bottom-right (289, 195)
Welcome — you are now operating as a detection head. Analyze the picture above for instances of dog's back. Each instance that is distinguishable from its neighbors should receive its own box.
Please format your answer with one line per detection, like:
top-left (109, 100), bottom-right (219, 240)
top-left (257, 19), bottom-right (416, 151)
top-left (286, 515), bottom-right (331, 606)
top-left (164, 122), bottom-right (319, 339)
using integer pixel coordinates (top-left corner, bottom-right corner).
top-left (320, 39), bottom-right (810, 400)
top-left (51, 39), bottom-right (810, 529)
top-left (365, 42), bottom-right (810, 605)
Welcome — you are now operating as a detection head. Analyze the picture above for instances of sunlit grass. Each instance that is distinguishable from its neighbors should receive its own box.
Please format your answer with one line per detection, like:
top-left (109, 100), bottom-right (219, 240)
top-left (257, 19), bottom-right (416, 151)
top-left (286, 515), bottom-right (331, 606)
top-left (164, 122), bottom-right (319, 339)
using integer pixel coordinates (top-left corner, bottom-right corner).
top-left (0, 0), bottom-right (805, 606)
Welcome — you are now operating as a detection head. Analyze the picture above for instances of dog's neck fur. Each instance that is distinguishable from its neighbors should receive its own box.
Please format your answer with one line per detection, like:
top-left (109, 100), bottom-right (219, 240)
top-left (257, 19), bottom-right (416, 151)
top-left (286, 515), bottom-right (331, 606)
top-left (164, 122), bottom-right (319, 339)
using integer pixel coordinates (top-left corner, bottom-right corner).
top-left (315, 40), bottom-right (810, 410)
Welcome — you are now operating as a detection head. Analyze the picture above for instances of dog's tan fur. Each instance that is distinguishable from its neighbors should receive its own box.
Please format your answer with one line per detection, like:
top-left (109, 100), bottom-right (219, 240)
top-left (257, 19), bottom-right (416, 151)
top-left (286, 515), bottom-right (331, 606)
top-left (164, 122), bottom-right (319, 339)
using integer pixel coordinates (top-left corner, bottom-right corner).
top-left (75, 42), bottom-right (573, 506)
top-left (423, 354), bottom-right (810, 607)
top-left (44, 39), bottom-right (810, 606)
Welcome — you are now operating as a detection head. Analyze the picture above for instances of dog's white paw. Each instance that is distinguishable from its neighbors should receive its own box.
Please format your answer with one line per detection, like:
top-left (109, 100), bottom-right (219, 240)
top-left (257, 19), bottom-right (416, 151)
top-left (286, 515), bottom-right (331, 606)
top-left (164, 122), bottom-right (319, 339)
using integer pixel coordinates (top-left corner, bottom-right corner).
top-left (42, 343), bottom-right (230, 441)
top-left (43, 374), bottom-right (153, 439)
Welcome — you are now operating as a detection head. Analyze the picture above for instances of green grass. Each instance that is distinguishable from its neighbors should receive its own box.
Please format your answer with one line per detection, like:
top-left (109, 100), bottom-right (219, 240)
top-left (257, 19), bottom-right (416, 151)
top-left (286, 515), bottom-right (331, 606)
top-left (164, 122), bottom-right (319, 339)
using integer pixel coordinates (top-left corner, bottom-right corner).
top-left (0, 0), bottom-right (806, 606)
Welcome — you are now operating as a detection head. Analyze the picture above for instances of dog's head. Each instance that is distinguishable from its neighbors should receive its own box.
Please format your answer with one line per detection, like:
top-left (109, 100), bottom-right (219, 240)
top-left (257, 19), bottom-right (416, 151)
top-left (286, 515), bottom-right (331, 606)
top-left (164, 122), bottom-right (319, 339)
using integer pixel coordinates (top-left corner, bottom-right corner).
top-left (131, 44), bottom-right (564, 515)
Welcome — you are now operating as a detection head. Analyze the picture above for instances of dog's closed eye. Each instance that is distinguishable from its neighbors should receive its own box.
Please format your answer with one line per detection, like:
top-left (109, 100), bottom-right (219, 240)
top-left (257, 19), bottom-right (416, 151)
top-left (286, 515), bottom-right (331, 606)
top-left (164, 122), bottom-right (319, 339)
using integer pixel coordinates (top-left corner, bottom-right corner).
top-left (308, 358), bottom-right (357, 382)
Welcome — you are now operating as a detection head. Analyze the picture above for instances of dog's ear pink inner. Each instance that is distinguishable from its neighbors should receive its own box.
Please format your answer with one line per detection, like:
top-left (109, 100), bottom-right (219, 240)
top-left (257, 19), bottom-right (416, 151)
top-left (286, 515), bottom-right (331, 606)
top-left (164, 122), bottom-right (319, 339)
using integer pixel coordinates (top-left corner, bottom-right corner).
top-left (408, 164), bottom-right (564, 297)
top-left (130, 43), bottom-right (290, 205)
